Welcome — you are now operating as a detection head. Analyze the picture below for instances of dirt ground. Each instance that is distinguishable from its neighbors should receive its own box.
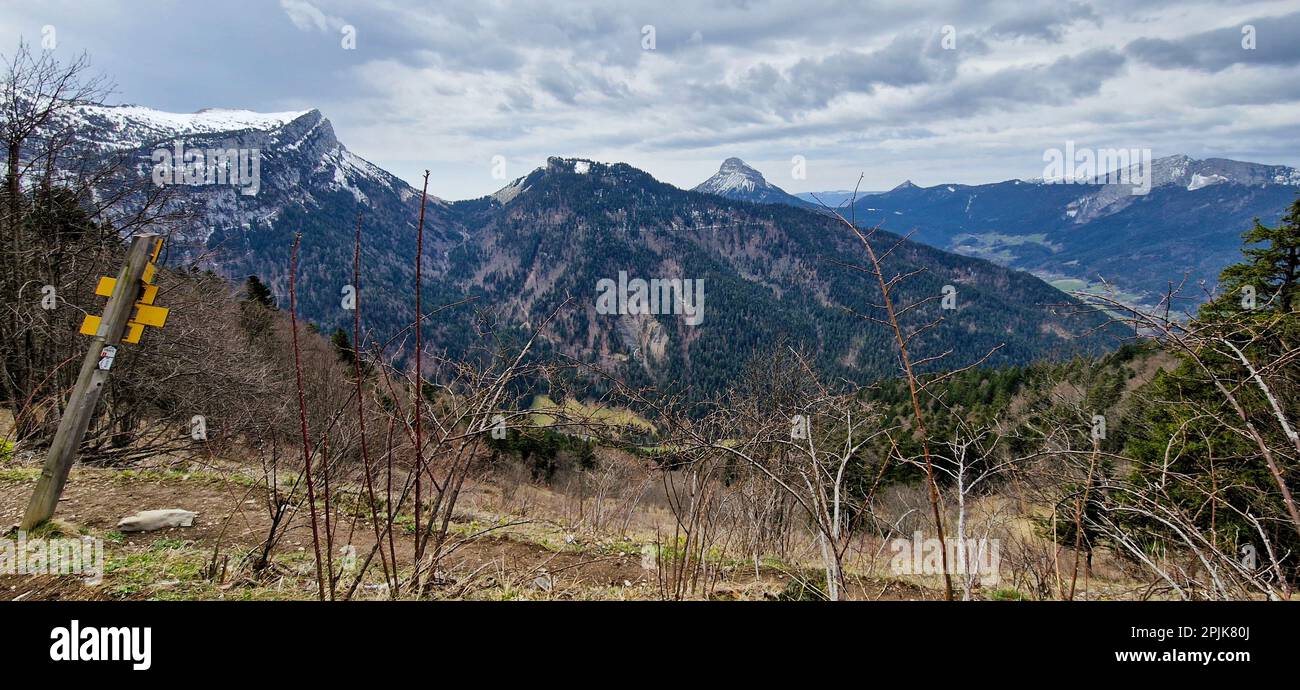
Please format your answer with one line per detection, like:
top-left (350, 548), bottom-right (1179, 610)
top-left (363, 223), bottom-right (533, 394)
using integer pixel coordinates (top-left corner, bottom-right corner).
top-left (1, 462), bottom-right (932, 601)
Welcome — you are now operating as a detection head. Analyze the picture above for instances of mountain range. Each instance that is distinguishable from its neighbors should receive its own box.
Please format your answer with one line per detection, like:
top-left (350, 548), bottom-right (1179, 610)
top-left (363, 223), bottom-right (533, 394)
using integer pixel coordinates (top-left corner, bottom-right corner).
top-left (705, 155), bottom-right (1300, 305)
top-left (48, 103), bottom-right (1132, 395)
top-left (794, 190), bottom-right (881, 208)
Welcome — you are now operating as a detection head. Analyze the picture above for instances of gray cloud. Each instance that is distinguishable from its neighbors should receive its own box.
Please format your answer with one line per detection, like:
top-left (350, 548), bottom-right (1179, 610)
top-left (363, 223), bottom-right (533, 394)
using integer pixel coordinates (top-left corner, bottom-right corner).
top-left (913, 47), bottom-right (1127, 119)
top-left (691, 29), bottom-right (981, 119)
top-left (280, 0), bottom-right (346, 33)
top-left (986, 2), bottom-right (1100, 42)
top-left (1125, 11), bottom-right (1300, 72)
top-left (0, 0), bottom-right (1295, 199)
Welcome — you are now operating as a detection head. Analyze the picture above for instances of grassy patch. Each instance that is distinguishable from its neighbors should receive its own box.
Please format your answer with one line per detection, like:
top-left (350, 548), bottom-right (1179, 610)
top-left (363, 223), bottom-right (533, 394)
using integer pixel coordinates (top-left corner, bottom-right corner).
top-left (102, 539), bottom-right (312, 601)
top-left (1049, 278), bottom-right (1089, 292)
top-left (104, 540), bottom-right (210, 598)
top-left (110, 468), bottom-right (261, 487)
top-left (952, 232), bottom-right (1059, 264)
top-left (603, 539), bottom-right (643, 557)
top-left (777, 569), bottom-right (828, 601)
top-left (529, 395), bottom-right (654, 434)
top-left (0, 467), bottom-right (41, 482)
top-left (1043, 276), bottom-right (1147, 305)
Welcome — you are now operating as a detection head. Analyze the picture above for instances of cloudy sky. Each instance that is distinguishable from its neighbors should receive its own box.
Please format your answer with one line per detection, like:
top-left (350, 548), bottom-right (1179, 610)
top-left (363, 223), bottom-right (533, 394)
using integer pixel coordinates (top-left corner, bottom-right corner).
top-left (2, 0), bottom-right (1298, 199)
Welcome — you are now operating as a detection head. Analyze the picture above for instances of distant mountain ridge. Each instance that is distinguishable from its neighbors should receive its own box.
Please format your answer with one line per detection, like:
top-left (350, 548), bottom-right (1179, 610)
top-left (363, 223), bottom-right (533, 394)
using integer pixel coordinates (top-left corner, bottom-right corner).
top-left (840, 154), bottom-right (1299, 304)
top-left (699, 153), bottom-right (1298, 304)
top-left (794, 190), bottom-right (882, 208)
top-left (48, 103), bottom-right (1126, 395)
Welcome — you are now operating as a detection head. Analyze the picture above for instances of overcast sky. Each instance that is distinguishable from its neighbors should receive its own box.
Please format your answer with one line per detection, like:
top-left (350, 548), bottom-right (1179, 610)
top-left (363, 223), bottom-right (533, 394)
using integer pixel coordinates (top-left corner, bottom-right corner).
top-left (3, 0), bottom-right (1298, 199)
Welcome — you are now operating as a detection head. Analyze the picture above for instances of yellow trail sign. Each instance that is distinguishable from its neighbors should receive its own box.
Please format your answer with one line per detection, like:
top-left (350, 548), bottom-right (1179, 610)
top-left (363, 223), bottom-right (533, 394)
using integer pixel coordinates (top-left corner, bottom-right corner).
top-left (79, 315), bottom-right (147, 343)
top-left (24, 234), bottom-right (159, 530)
top-left (81, 237), bottom-right (170, 346)
top-left (124, 323), bottom-right (144, 344)
top-left (94, 277), bottom-right (158, 305)
top-left (131, 304), bottom-right (169, 327)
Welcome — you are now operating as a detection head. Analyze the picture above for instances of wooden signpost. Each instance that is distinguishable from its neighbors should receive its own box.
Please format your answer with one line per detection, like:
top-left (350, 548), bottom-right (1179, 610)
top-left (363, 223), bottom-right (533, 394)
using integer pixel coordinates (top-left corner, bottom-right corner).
top-left (21, 234), bottom-right (170, 529)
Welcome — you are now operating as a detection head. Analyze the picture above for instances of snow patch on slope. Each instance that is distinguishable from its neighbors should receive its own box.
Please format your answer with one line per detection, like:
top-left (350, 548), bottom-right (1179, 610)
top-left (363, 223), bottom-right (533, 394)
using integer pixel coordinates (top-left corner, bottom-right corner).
top-left (1187, 173), bottom-right (1227, 191)
top-left (706, 171), bottom-right (756, 194)
top-left (67, 103), bottom-right (310, 148)
top-left (492, 176), bottom-right (529, 205)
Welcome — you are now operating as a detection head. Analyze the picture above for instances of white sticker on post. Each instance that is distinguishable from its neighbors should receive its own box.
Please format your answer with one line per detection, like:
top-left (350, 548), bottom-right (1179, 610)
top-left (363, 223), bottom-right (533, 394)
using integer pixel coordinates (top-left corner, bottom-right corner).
top-left (98, 346), bottom-right (117, 371)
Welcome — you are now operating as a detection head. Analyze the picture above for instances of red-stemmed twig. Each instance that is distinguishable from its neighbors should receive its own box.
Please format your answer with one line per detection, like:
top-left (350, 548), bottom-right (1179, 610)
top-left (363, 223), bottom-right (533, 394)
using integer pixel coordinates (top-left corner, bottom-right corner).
top-left (350, 211), bottom-right (396, 595)
top-left (815, 179), bottom-right (956, 600)
top-left (289, 233), bottom-right (326, 601)
top-left (413, 170), bottom-right (430, 578)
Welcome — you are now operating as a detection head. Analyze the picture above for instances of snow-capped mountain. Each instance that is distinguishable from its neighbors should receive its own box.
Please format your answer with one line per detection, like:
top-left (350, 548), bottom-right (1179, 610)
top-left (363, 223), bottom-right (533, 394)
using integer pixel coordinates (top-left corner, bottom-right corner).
top-left (58, 103), bottom-right (311, 152)
top-left (57, 103), bottom-right (435, 235)
top-left (847, 154), bottom-right (1300, 304)
top-left (38, 102), bottom-right (1126, 384)
top-left (39, 102), bottom-right (459, 288)
top-left (25, 102), bottom-right (470, 362)
top-left (692, 157), bottom-right (814, 208)
top-left (1067, 154), bottom-right (1300, 224)
top-left (1123, 154), bottom-right (1299, 190)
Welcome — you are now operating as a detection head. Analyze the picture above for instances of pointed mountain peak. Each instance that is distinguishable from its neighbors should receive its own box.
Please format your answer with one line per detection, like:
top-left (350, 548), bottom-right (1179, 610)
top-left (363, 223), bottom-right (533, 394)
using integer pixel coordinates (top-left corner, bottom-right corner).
top-left (694, 157), bottom-right (771, 196)
top-left (692, 157), bottom-right (820, 210)
top-left (718, 157), bottom-right (759, 174)
top-left (891, 179), bottom-right (919, 192)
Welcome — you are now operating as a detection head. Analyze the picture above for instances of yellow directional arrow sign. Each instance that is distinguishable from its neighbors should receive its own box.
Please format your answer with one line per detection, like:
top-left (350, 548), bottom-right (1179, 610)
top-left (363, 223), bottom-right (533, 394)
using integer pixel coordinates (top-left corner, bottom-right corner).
top-left (79, 237), bottom-right (170, 345)
top-left (79, 315), bottom-right (150, 343)
top-left (78, 315), bottom-right (100, 337)
top-left (95, 277), bottom-right (158, 305)
top-left (24, 234), bottom-right (161, 531)
top-left (131, 304), bottom-right (169, 327)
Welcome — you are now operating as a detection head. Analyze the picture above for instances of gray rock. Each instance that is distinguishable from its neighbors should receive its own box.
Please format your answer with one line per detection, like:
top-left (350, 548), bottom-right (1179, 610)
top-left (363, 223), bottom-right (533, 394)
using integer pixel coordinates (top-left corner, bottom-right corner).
top-left (116, 509), bottom-right (197, 532)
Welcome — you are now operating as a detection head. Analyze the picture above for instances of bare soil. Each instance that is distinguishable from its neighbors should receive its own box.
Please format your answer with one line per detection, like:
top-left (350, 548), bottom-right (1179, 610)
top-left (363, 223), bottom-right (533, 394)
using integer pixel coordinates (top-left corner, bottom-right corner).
top-left (4, 465), bottom-right (919, 601)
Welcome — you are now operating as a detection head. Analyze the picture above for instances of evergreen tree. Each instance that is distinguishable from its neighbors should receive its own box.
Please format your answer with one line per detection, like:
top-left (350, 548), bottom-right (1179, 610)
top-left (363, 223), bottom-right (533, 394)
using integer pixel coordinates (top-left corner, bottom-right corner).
top-left (1212, 193), bottom-right (1300, 315)
top-left (330, 327), bottom-right (355, 365)
top-left (243, 275), bottom-right (276, 309)
top-left (1121, 193), bottom-right (1300, 580)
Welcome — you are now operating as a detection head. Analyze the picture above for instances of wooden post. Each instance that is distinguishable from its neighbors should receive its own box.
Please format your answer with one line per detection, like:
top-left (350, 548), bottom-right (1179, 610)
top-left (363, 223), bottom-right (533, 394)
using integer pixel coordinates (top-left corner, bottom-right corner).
top-left (21, 234), bottom-right (156, 529)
